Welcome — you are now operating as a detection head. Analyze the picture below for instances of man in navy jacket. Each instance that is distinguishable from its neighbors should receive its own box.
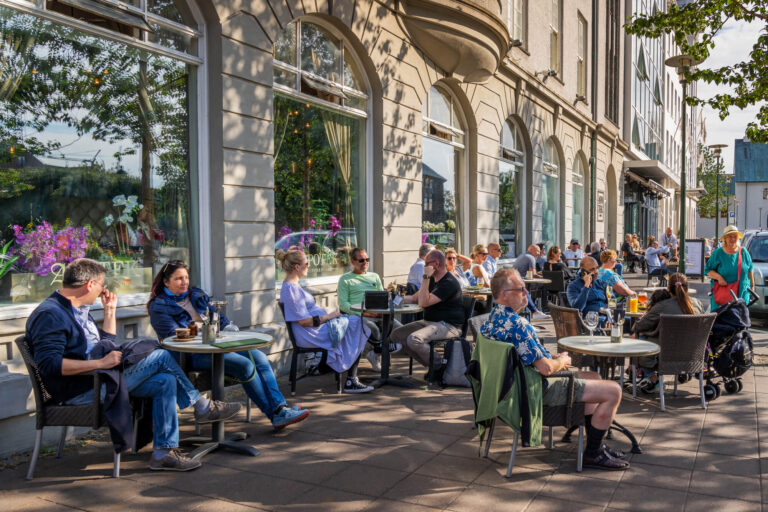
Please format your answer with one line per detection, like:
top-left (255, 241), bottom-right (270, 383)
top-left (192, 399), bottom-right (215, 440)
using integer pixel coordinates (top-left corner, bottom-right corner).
top-left (26, 258), bottom-right (240, 471)
top-left (566, 256), bottom-right (609, 323)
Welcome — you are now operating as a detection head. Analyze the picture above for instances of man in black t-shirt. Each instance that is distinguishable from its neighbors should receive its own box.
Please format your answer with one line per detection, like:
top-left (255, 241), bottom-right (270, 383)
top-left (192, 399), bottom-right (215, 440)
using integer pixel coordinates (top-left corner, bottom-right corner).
top-left (390, 249), bottom-right (464, 371)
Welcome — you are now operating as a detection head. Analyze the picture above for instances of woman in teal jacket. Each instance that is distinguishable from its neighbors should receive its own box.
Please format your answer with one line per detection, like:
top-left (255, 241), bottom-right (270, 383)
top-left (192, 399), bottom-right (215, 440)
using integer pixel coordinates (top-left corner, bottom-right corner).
top-left (704, 225), bottom-right (755, 311)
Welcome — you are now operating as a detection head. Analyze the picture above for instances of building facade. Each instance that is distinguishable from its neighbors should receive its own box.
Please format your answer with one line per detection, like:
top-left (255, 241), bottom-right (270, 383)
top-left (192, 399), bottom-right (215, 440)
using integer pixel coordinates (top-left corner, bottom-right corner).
top-left (728, 139), bottom-right (768, 231)
top-left (622, 0), bottom-right (702, 246)
top-left (0, 0), bottom-right (640, 456)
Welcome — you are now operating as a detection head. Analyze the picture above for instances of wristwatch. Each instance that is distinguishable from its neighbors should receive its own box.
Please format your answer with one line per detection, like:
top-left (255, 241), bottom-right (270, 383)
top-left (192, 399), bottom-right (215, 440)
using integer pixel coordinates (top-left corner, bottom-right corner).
top-left (422, 275), bottom-right (430, 280)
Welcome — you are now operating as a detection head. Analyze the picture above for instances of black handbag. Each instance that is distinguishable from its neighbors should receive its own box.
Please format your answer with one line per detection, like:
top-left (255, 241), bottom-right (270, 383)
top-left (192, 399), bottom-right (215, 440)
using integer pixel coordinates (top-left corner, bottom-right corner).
top-left (364, 290), bottom-right (389, 310)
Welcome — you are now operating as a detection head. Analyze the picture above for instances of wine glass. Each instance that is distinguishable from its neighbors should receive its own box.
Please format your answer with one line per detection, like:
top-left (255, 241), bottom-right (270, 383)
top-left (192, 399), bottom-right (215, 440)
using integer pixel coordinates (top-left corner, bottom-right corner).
top-left (606, 285), bottom-right (613, 306)
top-left (584, 311), bottom-right (599, 344)
top-left (650, 276), bottom-right (659, 287)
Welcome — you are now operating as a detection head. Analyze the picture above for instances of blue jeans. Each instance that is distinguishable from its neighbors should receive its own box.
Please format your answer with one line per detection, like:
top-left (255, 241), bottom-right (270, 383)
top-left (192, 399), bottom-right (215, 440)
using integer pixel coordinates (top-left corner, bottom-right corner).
top-left (182, 350), bottom-right (285, 420)
top-left (68, 349), bottom-right (202, 450)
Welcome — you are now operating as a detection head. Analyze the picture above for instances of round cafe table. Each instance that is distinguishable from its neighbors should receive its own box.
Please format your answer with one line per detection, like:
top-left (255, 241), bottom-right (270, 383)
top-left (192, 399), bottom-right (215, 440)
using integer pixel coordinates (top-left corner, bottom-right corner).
top-left (557, 335), bottom-right (659, 453)
top-left (350, 302), bottom-right (422, 387)
top-left (162, 331), bottom-right (273, 459)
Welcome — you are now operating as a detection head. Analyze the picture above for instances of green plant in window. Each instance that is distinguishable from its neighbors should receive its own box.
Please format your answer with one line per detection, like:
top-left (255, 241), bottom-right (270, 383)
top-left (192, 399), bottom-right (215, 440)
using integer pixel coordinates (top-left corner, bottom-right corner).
top-left (103, 194), bottom-right (143, 258)
top-left (0, 239), bottom-right (18, 281)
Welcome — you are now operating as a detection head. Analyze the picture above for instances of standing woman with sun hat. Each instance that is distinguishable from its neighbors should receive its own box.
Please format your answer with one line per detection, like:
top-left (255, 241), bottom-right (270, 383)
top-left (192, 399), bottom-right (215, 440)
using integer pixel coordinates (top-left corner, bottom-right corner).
top-left (704, 225), bottom-right (755, 311)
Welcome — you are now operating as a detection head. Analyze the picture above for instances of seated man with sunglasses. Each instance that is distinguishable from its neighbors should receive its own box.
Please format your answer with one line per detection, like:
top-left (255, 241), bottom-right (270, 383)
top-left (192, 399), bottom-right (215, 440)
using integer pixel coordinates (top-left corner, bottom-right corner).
top-left (481, 268), bottom-right (628, 471)
top-left (337, 248), bottom-right (402, 371)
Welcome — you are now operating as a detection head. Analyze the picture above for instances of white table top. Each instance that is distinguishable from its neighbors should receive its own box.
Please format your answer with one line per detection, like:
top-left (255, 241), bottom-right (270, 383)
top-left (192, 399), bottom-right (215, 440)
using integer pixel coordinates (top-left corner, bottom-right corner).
top-left (642, 286), bottom-right (696, 294)
top-left (162, 331), bottom-right (273, 353)
top-left (600, 308), bottom-right (644, 318)
top-left (349, 302), bottom-right (424, 314)
top-left (557, 335), bottom-right (660, 357)
top-left (524, 278), bottom-right (552, 285)
top-left (463, 287), bottom-right (493, 295)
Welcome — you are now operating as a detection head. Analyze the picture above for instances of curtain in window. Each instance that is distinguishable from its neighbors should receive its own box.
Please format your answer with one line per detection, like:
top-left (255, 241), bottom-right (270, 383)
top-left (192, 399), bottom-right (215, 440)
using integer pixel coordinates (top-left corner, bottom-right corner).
top-left (320, 110), bottom-right (354, 227)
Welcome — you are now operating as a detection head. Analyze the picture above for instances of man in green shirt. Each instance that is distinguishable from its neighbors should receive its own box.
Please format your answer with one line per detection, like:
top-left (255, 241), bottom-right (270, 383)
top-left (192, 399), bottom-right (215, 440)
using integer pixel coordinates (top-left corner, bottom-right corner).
top-left (337, 248), bottom-right (400, 371)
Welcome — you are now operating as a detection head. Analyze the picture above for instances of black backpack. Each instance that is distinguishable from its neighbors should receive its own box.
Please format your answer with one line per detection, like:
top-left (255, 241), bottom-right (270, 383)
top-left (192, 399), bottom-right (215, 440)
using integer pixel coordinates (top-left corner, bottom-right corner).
top-left (714, 331), bottom-right (753, 378)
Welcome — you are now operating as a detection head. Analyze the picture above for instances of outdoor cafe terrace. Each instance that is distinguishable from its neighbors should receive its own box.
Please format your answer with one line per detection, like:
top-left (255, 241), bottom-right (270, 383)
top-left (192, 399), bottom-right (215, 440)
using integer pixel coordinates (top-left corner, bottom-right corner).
top-left (2, 274), bottom-right (768, 512)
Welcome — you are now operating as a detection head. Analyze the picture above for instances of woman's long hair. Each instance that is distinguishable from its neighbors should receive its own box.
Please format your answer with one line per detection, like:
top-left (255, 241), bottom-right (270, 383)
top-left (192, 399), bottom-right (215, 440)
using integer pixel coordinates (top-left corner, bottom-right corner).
top-left (667, 272), bottom-right (695, 315)
top-left (547, 245), bottom-right (560, 261)
top-left (148, 260), bottom-right (190, 308)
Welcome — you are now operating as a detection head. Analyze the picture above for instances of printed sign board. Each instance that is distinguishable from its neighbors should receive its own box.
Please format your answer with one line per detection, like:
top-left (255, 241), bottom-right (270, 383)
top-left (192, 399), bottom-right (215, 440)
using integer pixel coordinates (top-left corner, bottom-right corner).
top-left (684, 239), bottom-right (705, 278)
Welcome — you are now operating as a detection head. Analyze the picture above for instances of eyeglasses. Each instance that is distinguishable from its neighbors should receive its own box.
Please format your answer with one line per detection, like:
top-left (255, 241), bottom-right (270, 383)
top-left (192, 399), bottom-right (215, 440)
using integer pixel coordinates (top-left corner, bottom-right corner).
top-left (356, 258), bottom-right (370, 263)
top-left (162, 259), bottom-right (187, 273)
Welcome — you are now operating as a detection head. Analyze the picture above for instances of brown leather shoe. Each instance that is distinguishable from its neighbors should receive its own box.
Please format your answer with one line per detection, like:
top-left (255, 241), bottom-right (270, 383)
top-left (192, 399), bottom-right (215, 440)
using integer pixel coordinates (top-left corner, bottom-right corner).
top-left (583, 450), bottom-right (630, 470)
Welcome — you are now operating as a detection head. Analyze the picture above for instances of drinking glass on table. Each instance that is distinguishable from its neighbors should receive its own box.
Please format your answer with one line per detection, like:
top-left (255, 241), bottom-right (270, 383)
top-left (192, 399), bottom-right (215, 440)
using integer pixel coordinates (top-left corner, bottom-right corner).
top-left (637, 291), bottom-right (647, 306)
top-left (584, 311), bottom-right (599, 344)
top-left (650, 276), bottom-right (659, 287)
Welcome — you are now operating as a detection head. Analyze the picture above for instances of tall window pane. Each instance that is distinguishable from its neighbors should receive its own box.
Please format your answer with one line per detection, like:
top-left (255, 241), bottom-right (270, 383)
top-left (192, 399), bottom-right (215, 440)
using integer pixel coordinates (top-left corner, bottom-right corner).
top-left (273, 21), bottom-right (368, 281)
top-left (499, 121), bottom-right (524, 258)
top-left (550, 0), bottom-right (561, 74)
top-left (577, 15), bottom-right (587, 97)
top-left (422, 85), bottom-right (464, 250)
top-left (541, 140), bottom-right (560, 249)
top-left (572, 158), bottom-right (585, 243)
top-left (0, 7), bottom-right (194, 305)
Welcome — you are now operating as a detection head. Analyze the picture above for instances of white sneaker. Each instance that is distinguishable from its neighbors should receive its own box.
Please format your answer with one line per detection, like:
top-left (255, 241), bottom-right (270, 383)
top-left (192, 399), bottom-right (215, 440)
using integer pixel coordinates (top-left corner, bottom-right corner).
top-left (532, 311), bottom-right (551, 320)
top-left (365, 351), bottom-right (382, 372)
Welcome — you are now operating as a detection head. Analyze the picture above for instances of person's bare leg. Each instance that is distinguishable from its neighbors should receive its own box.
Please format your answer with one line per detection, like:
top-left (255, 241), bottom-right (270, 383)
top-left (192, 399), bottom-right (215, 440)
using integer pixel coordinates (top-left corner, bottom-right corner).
top-left (580, 380), bottom-right (622, 430)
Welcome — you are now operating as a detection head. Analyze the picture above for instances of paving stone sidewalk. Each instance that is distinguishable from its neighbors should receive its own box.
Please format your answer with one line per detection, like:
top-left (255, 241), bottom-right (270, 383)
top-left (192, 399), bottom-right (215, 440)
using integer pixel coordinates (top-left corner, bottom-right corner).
top-left (2, 271), bottom-right (766, 511)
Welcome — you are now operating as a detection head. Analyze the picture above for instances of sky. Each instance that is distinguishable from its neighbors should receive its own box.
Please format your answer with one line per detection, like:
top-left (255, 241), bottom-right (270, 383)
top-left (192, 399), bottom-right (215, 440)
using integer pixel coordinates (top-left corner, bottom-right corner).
top-left (696, 17), bottom-right (765, 174)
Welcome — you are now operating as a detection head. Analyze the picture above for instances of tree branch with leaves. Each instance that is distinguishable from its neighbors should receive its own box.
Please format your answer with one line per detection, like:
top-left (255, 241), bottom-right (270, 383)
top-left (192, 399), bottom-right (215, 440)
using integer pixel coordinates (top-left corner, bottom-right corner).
top-left (626, 1), bottom-right (768, 143)
top-left (696, 143), bottom-right (733, 217)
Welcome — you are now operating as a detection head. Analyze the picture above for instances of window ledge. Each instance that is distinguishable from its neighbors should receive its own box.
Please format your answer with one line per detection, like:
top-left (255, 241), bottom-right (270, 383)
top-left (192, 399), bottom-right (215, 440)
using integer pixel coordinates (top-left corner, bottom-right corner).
top-left (0, 292), bottom-right (151, 322)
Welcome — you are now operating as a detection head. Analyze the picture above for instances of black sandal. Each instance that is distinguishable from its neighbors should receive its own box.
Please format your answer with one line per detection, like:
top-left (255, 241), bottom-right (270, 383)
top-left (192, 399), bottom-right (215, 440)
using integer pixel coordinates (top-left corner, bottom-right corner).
top-left (583, 451), bottom-right (630, 471)
top-left (602, 444), bottom-right (627, 460)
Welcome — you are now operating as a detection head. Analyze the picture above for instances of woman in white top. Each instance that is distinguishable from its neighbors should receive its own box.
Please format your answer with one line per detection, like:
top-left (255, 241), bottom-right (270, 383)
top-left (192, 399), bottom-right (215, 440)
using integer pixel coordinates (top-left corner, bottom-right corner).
top-left (445, 247), bottom-right (471, 286)
top-left (467, 244), bottom-right (491, 287)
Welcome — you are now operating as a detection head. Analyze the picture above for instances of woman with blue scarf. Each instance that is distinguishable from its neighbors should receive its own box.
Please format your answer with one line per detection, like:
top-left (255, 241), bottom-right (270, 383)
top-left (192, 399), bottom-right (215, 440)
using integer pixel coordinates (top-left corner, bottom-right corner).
top-left (148, 260), bottom-right (309, 428)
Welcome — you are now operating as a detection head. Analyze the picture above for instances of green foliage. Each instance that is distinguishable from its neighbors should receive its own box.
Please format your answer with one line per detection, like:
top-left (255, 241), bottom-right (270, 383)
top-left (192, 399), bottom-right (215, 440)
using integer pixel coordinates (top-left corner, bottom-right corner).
top-left (626, 1), bottom-right (768, 142)
top-left (696, 143), bottom-right (733, 217)
top-left (0, 239), bottom-right (18, 280)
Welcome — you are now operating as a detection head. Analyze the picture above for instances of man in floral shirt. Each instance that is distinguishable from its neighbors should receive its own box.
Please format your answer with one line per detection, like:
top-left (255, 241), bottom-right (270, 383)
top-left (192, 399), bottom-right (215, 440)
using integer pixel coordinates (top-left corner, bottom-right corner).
top-left (480, 268), bottom-right (629, 471)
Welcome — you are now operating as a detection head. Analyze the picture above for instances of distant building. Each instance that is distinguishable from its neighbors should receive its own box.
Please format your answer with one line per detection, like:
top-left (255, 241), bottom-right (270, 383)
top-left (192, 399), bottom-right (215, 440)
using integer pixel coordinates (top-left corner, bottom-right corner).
top-left (730, 139), bottom-right (768, 230)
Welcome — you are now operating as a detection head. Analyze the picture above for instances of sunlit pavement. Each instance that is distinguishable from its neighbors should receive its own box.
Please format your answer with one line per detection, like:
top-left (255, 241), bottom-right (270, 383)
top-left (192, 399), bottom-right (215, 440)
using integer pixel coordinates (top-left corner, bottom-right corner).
top-left (2, 273), bottom-right (766, 511)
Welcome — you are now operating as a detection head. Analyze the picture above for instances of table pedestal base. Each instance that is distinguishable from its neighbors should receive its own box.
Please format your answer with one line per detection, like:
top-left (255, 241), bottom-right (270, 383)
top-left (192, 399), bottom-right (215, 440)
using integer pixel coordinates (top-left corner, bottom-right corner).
top-left (183, 431), bottom-right (260, 460)
top-left (562, 420), bottom-right (642, 454)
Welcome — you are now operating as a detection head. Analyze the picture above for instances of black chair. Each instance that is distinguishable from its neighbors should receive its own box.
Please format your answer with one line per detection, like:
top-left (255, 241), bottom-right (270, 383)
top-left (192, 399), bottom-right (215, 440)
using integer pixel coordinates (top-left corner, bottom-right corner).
top-left (278, 302), bottom-right (343, 395)
top-left (558, 291), bottom-right (571, 308)
top-left (424, 296), bottom-right (476, 385)
top-left (542, 270), bottom-right (567, 307)
top-left (15, 336), bottom-right (121, 479)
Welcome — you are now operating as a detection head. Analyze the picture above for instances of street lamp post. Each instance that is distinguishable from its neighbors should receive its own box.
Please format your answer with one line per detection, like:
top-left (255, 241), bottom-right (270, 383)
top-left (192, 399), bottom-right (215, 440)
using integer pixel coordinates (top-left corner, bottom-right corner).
top-left (709, 143), bottom-right (727, 241)
top-left (666, 47), bottom-right (703, 275)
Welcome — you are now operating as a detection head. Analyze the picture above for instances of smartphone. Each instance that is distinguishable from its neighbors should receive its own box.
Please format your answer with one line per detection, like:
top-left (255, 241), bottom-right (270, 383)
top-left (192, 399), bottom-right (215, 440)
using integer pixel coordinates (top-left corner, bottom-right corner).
top-left (393, 295), bottom-right (403, 306)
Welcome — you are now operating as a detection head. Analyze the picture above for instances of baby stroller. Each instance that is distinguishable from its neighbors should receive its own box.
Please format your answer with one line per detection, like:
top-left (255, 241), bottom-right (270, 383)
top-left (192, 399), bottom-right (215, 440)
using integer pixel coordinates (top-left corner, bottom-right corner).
top-left (700, 288), bottom-right (759, 401)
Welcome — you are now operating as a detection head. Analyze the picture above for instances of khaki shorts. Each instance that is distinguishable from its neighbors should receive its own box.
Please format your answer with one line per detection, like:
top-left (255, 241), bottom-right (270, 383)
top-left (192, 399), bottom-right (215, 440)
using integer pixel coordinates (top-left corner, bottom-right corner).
top-left (543, 377), bottom-right (586, 406)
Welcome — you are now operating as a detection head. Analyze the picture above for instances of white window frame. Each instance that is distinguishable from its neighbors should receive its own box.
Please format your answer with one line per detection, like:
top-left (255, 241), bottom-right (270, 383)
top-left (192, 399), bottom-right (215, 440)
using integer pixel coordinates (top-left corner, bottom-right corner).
top-left (272, 19), bottom-right (373, 287)
top-left (549, 0), bottom-right (562, 75)
top-left (577, 13), bottom-right (587, 97)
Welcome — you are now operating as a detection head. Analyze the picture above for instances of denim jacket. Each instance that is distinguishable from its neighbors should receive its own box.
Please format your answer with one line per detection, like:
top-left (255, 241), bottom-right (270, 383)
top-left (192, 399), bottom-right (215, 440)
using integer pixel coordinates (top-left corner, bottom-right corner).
top-left (148, 287), bottom-right (231, 340)
top-left (566, 276), bottom-right (609, 316)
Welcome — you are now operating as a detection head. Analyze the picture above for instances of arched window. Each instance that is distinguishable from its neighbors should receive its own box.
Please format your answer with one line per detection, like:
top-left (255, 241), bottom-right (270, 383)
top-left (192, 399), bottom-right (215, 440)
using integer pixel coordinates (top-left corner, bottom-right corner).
top-left (422, 85), bottom-right (465, 250)
top-left (572, 157), bottom-right (585, 243)
top-left (499, 120), bottom-right (526, 257)
top-left (0, 2), bottom-right (202, 306)
top-left (541, 139), bottom-right (561, 248)
top-left (273, 20), bottom-right (369, 281)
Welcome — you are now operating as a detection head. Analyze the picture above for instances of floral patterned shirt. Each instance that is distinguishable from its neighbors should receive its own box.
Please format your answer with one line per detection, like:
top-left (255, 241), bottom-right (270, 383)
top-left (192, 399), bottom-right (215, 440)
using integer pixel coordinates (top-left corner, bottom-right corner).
top-left (480, 304), bottom-right (551, 366)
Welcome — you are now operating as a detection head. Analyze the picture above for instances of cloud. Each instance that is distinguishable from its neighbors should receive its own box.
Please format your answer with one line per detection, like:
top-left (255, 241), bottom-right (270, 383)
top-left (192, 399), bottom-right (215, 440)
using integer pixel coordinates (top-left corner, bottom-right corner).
top-left (696, 18), bottom-right (765, 174)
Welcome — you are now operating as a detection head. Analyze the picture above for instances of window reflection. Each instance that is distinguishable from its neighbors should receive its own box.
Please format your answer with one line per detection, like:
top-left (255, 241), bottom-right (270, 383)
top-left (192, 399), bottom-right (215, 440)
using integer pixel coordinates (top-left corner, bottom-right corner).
top-left (0, 8), bottom-right (193, 304)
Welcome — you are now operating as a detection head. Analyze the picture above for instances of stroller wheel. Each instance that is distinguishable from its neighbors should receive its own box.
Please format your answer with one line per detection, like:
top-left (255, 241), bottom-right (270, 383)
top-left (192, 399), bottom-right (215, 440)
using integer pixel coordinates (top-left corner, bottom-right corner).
top-left (736, 378), bottom-right (744, 392)
top-left (724, 380), bottom-right (739, 394)
top-left (678, 373), bottom-right (692, 384)
top-left (704, 383), bottom-right (719, 402)
top-left (714, 383), bottom-right (722, 399)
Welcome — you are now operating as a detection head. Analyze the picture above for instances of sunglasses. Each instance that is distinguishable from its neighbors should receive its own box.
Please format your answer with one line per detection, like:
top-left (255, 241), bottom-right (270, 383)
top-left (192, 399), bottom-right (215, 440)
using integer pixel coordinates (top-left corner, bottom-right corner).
top-left (479, 252), bottom-right (489, 256)
top-left (162, 259), bottom-right (187, 273)
top-left (446, 256), bottom-right (457, 260)
top-left (356, 258), bottom-right (370, 263)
